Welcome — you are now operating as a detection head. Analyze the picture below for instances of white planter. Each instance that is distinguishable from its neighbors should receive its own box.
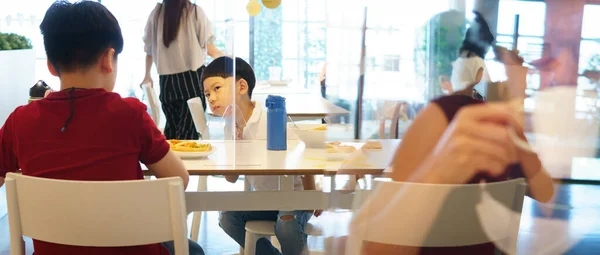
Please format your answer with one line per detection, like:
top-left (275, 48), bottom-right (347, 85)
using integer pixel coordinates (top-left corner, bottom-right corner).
top-left (0, 49), bottom-right (35, 125)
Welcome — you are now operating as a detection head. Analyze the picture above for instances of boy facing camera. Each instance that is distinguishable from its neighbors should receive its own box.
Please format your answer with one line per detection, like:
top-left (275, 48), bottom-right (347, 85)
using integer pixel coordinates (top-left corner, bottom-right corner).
top-left (0, 1), bottom-right (202, 254)
top-left (201, 56), bottom-right (321, 255)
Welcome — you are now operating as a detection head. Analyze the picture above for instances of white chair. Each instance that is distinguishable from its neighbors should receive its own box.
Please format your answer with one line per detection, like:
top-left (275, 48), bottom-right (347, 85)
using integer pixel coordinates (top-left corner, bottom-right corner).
top-left (187, 97), bottom-right (210, 140)
top-left (142, 84), bottom-right (159, 181)
top-left (243, 221), bottom-right (323, 255)
top-left (186, 98), bottom-right (210, 242)
top-left (242, 175), bottom-right (330, 255)
top-left (346, 178), bottom-right (526, 255)
top-left (5, 173), bottom-right (189, 255)
top-left (377, 101), bottom-right (407, 139)
top-left (142, 83), bottom-right (161, 126)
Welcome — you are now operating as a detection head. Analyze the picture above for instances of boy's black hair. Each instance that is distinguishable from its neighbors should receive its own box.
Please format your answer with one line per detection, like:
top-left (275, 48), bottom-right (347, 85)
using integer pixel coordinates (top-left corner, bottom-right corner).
top-left (201, 56), bottom-right (256, 98)
top-left (40, 1), bottom-right (124, 74)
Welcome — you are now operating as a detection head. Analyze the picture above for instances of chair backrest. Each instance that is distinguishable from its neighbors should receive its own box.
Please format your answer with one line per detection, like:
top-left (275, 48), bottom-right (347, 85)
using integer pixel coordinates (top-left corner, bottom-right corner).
top-left (143, 84), bottom-right (161, 126)
top-left (187, 97), bottom-right (210, 139)
top-left (356, 178), bottom-right (526, 249)
top-left (378, 102), bottom-right (402, 139)
top-left (5, 173), bottom-right (189, 255)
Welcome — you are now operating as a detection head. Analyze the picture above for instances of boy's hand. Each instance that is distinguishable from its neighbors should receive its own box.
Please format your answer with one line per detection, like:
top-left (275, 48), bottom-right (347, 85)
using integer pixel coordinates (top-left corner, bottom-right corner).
top-left (307, 210), bottom-right (323, 217)
top-left (224, 175), bottom-right (239, 183)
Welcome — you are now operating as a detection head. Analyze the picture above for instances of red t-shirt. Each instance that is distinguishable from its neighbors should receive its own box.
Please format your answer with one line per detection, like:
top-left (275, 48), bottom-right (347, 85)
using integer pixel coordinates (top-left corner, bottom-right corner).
top-left (0, 88), bottom-right (170, 255)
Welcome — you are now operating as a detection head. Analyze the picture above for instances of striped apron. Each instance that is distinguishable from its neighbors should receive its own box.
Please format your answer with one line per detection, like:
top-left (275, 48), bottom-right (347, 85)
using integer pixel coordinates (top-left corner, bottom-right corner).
top-left (158, 66), bottom-right (206, 140)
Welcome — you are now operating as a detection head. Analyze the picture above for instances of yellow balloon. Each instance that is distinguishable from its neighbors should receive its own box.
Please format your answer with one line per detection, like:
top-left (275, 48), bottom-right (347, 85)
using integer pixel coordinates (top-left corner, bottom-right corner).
top-left (247, 0), bottom-right (261, 16)
top-left (262, 0), bottom-right (281, 9)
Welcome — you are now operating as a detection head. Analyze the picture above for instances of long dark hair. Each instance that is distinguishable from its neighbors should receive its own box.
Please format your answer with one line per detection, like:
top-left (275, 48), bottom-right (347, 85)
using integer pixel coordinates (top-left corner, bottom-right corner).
top-left (157, 0), bottom-right (196, 48)
top-left (458, 11), bottom-right (495, 59)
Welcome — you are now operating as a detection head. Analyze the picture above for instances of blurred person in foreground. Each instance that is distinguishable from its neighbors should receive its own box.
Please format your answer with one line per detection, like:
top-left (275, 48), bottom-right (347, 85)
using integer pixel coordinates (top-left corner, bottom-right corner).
top-left (340, 14), bottom-right (554, 255)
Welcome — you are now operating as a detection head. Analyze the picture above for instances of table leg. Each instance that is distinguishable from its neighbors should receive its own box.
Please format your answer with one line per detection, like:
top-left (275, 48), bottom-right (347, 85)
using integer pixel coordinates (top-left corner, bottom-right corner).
top-left (279, 175), bottom-right (294, 191)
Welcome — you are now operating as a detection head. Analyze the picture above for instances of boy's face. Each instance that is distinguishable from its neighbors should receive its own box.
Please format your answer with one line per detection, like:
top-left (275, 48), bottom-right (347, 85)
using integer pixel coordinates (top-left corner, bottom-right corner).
top-left (203, 77), bottom-right (249, 116)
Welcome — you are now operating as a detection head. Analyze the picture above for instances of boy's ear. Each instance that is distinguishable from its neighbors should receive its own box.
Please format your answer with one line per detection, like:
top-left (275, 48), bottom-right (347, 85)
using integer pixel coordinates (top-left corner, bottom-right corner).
top-left (238, 78), bottom-right (249, 95)
top-left (100, 48), bottom-right (116, 73)
top-left (47, 60), bottom-right (58, 77)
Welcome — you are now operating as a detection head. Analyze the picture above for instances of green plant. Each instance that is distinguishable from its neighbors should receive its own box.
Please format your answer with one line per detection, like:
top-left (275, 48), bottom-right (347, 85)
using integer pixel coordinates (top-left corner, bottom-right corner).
top-left (416, 10), bottom-right (466, 100)
top-left (0, 32), bottom-right (33, 51)
top-left (587, 53), bottom-right (600, 71)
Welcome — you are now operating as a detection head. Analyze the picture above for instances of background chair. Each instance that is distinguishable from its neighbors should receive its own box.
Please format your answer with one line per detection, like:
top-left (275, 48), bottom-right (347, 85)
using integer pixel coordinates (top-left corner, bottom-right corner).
top-left (5, 173), bottom-right (189, 255)
top-left (142, 84), bottom-right (161, 127)
top-left (186, 97), bottom-right (210, 242)
top-left (187, 97), bottom-right (210, 140)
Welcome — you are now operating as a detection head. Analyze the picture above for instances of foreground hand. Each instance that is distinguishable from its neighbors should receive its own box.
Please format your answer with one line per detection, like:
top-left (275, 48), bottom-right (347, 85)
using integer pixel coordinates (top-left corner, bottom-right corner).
top-left (423, 103), bottom-right (521, 184)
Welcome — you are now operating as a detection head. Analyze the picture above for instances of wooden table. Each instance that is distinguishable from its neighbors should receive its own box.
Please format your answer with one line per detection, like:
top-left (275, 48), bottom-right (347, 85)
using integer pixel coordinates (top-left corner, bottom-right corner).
top-left (181, 139), bottom-right (398, 176)
top-left (173, 139), bottom-right (400, 212)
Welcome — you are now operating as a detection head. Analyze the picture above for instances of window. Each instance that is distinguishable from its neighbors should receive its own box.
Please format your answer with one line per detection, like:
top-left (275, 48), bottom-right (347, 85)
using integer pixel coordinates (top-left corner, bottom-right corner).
top-left (579, 4), bottom-right (600, 90)
top-left (496, 0), bottom-right (546, 90)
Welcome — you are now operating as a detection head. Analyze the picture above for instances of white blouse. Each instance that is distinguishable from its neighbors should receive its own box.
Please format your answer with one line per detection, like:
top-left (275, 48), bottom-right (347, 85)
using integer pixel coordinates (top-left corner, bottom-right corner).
top-left (224, 102), bottom-right (304, 191)
top-left (143, 3), bottom-right (215, 75)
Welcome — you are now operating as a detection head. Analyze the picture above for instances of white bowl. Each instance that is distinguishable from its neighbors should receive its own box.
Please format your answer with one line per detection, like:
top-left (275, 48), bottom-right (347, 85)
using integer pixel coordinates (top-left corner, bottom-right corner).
top-left (293, 129), bottom-right (326, 148)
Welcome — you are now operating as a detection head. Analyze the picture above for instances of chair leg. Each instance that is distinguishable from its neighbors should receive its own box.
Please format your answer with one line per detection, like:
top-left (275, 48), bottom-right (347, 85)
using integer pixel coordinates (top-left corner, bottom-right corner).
top-left (244, 232), bottom-right (265, 255)
top-left (190, 212), bottom-right (201, 241)
top-left (190, 176), bottom-right (208, 241)
top-left (243, 233), bottom-right (257, 255)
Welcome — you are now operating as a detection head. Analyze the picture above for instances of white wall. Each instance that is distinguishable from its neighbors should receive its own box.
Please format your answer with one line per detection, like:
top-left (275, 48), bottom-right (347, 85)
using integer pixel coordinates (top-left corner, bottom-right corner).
top-left (0, 49), bottom-right (36, 125)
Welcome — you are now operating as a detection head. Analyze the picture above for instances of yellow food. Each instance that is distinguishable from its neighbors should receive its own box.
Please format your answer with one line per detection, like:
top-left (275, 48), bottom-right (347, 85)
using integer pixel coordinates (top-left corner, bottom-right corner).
top-left (312, 125), bottom-right (327, 131)
top-left (326, 141), bottom-right (341, 148)
top-left (361, 141), bottom-right (383, 150)
top-left (327, 145), bottom-right (356, 153)
top-left (168, 140), bottom-right (212, 152)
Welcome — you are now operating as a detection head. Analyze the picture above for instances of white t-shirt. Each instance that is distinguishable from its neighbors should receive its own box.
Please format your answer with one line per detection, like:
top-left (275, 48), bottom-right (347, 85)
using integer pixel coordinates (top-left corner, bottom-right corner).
top-left (224, 102), bottom-right (304, 191)
top-left (143, 3), bottom-right (215, 75)
top-left (450, 56), bottom-right (485, 92)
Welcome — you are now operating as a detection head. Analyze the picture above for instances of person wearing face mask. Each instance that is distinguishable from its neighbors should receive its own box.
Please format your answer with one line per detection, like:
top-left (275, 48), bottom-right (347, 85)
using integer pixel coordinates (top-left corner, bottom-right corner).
top-left (449, 11), bottom-right (494, 99)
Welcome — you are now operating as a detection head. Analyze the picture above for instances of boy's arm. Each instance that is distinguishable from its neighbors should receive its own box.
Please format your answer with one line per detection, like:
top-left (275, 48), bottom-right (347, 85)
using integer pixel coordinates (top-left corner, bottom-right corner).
top-left (136, 102), bottom-right (189, 189)
top-left (0, 111), bottom-right (20, 188)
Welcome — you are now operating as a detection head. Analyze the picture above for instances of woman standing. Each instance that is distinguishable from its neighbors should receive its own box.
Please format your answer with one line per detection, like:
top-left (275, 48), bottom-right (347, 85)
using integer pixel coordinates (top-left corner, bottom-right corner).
top-left (142, 0), bottom-right (224, 140)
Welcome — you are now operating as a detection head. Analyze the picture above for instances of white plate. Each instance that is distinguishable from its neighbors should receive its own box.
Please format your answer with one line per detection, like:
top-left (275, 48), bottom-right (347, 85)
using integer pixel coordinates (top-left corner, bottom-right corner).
top-left (173, 147), bottom-right (216, 159)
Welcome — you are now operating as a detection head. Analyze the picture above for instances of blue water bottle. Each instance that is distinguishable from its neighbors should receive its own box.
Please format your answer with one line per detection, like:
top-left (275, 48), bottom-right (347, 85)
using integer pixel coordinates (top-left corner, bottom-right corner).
top-left (266, 95), bottom-right (287, 150)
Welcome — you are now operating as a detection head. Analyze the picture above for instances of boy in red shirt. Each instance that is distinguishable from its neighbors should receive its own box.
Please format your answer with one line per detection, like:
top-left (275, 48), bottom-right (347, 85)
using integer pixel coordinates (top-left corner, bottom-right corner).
top-left (0, 1), bottom-right (203, 254)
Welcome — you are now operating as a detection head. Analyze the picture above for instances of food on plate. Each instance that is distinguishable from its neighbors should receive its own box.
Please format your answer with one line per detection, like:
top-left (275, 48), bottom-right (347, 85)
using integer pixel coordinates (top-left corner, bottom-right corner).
top-left (168, 139), bottom-right (183, 145)
top-left (326, 145), bottom-right (356, 154)
top-left (361, 141), bottom-right (383, 150)
top-left (168, 140), bottom-right (212, 152)
top-left (326, 141), bottom-right (341, 148)
top-left (312, 125), bottom-right (327, 131)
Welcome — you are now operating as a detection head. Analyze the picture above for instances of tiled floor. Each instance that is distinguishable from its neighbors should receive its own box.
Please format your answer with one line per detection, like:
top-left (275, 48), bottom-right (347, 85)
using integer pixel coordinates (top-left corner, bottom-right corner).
top-left (2, 180), bottom-right (600, 255)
